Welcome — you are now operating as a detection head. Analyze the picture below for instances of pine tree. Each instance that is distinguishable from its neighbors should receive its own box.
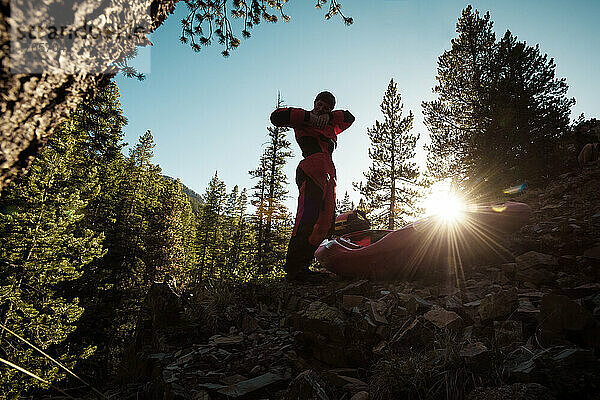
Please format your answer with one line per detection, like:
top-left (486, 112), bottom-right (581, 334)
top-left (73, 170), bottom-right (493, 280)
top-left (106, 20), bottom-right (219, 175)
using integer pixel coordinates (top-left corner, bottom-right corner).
top-left (481, 30), bottom-right (574, 185)
top-left (249, 156), bottom-right (268, 272)
top-left (336, 191), bottom-right (354, 214)
top-left (221, 185), bottom-right (240, 277)
top-left (146, 178), bottom-right (196, 285)
top-left (231, 188), bottom-right (254, 278)
top-left (196, 172), bottom-right (227, 280)
top-left (422, 5), bottom-right (496, 186)
top-left (0, 122), bottom-right (104, 397)
top-left (222, 186), bottom-right (253, 278)
top-left (0, 82), bottom-right (201, 391)
top-left (249, 94), bottom-right (293, 275)
top-left (354, 79), bottom-right (421, 229)
top-left (423, 6), bottom-right (574, 193)
top-left (59, 82), bottom-right (138, 377)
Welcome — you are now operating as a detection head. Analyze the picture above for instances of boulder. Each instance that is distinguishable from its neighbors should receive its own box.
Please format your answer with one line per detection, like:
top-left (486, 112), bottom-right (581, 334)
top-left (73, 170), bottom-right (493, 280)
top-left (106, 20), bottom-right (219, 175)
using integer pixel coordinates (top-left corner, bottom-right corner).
top-left (293, 301), bottom-right (369, 366)
top-left (398, 294), bottom-right (434, 314)
top-left (293, 301), bottom-right (345, 342)
top-left (124, 282), bottom-right (185, 381)
top-left (368, 300), bottom-right (389, 325)
top-left (515, 297), bottom-right (539, 322)
top-left (424, 307), bottom-right (464, 331)
top-left (538, 294), bottom-right (594, 332)
top-left (343, 295), bottom-right (365, 308)
top-left (460, 342), bottom-right (490, 371)
top-left (537, 294), bottom-right (596, 347)
top-left (478, 288), bottom-right (518, 322)
top-left (506, 346), bottom-right (600, 398)
top-left (218, 372), bottom-right (285, 398)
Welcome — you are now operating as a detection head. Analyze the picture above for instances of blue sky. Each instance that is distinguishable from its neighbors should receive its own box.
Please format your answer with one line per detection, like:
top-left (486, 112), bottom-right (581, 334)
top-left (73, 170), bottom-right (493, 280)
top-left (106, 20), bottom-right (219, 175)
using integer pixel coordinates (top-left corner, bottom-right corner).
top-left (115, 0), bottom-right (600, 211)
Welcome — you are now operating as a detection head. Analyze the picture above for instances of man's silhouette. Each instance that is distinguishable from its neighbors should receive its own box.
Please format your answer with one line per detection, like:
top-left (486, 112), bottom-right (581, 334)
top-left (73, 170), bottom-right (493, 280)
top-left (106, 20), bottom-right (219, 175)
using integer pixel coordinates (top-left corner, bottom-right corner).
top-left (270, 91), bottom-right (355, 281)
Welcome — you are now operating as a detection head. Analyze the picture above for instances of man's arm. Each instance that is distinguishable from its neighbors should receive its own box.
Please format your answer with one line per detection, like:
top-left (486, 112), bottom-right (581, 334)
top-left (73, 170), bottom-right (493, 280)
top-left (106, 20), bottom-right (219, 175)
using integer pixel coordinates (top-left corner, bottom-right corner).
top-left (271, 107), bottom-right (333, 129)
top-left (270, 107), bottom-right (311, 128)
top-left (329, 110), bottom-right (355, 134)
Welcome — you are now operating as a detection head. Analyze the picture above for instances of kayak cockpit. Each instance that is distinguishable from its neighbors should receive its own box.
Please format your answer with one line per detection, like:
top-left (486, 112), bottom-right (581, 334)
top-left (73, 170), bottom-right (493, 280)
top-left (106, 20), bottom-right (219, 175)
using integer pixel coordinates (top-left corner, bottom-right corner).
top-left (336, 229), bottom-right (392, 249)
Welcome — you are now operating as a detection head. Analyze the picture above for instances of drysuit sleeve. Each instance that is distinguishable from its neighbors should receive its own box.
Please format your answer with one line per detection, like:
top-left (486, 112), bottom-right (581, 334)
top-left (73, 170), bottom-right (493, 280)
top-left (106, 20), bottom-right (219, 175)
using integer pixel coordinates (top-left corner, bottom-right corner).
top-left (270, 107), bottom-right (311, 128)
top-left (330, 110), bottom-right (355, 135)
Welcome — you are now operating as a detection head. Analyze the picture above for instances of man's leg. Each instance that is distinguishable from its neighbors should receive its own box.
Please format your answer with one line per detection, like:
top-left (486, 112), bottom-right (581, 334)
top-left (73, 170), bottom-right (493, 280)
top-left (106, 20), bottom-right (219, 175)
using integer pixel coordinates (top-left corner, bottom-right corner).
top-left (285, 168), bottom-right (323, 278)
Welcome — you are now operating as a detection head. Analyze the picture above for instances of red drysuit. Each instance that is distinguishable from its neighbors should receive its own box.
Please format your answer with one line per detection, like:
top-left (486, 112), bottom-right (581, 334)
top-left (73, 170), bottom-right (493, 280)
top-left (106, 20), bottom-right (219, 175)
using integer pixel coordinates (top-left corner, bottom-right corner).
top-left (270, 107), bottom-right (355, 276)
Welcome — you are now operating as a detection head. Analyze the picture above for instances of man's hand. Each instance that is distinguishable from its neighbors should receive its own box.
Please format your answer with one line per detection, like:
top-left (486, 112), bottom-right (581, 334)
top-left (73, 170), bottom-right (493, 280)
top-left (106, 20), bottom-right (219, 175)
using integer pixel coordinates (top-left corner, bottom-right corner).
top-left (310, 112), bottom-right (330, 129)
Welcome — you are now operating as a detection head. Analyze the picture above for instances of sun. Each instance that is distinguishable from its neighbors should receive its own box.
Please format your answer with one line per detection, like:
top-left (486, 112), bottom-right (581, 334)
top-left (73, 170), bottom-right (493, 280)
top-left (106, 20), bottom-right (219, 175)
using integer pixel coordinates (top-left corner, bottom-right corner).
top-left (423, 184), bottom-right (467, 224)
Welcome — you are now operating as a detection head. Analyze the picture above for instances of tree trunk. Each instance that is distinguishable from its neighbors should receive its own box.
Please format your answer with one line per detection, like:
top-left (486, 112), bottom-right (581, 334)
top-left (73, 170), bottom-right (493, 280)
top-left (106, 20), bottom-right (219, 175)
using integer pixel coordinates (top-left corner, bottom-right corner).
top-left (0, 0), bottom-right (177, 193)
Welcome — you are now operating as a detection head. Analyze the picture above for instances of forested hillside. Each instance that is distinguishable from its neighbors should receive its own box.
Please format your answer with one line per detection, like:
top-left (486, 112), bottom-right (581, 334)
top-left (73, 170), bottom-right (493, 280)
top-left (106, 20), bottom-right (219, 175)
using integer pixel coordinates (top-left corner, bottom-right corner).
top-left (0, 82), bottom-right (293, 398)
top-left (164, 175), bottom-right (204, 215)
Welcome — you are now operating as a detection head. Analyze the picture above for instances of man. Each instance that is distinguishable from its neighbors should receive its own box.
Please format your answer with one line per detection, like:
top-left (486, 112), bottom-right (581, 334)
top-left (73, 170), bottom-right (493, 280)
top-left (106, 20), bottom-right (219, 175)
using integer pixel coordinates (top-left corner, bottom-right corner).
top-left (270, 91), bottom-right (355, 281)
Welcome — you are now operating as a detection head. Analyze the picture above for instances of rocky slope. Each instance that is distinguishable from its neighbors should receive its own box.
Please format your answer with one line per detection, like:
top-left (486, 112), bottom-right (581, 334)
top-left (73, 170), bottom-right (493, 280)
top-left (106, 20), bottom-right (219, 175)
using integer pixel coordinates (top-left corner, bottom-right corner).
top-left (108, 165), bottom-right (600, 400)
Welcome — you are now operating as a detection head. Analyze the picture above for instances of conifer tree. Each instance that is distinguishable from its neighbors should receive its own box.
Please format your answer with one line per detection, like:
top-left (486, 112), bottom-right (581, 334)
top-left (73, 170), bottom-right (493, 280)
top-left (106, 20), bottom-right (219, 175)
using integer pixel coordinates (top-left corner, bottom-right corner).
top-left (481, 30), bottom-right (574, 184)
top-left (249, 94), bottom-right (293, 275)
top-left (196, 172), bottom-right (227, 280)
top-left (0, 122), bottom-right (104, 397)
top-left (146, 178), bottom-right (196, 285)
top-left (423, 6), bottom-right (574, 192)
top-left (357, 198), bottom-right (367, 212)
top-left (0, 82), bottom-right (200, 391)
top-left (354, 79), bottom-right (421, 229)
top-left (249, 156), bottom-right (268, 272)
top-left (220, 185), bottom-right (240, 277)
top-left (336, 191), bottom-right (354, 214)
top-left (60, 81), bottom-right (137, 377)
top-left (230, 188), bottom-right (253, 278)
top-left (221, 186), bottom-right (253, 278)
top-left (422, 5), bottom-right (496, 186)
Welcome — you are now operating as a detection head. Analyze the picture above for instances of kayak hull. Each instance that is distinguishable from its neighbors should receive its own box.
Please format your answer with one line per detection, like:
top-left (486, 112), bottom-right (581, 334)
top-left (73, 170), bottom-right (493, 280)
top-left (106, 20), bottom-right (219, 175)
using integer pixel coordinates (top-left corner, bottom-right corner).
top-left (315, 201), bottom-right (532, 280)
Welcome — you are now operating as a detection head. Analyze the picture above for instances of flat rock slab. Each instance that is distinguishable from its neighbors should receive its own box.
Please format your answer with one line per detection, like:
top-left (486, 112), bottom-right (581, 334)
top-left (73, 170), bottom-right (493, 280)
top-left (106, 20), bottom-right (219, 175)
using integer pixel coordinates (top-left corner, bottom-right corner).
top-left (369, 300), bottom-right (389, 325)
top-left (460, 342), bottom-right (489, 358)
top-left (218, 372), bottom-right (284, 397)
top-left (343, 295), bottom-right (365, 308)
top-left (389, 317), bottom-right (433, 349)
top-left (479, 288), bottom-right (518, 322)
top-left (398, 294), bottom-right (434, 314)
top-left (515, 251), bottom-right (558, 270)
top-left (424, 308), bottom-right (464, 331)
top-left (337, 280), bottom-right (371, 296)
top-left (209, 334), bottom-right (244, 346)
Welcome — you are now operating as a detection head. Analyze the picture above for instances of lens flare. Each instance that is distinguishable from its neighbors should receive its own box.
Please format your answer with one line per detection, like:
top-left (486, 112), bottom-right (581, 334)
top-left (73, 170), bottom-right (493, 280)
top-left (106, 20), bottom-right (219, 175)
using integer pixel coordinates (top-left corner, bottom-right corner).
top-left (492, 204), bottom-right (507, 213)
top-left (424, 189), bottom-right (467, 225)
top-left (503, 183), bottom-right (527, 195)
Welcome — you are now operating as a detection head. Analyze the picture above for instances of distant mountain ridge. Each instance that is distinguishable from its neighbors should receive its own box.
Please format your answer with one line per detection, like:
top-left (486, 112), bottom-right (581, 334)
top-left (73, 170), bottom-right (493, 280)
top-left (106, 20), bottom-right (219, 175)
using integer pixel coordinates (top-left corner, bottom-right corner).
top-left (163, 175), bottom-right (203, 215)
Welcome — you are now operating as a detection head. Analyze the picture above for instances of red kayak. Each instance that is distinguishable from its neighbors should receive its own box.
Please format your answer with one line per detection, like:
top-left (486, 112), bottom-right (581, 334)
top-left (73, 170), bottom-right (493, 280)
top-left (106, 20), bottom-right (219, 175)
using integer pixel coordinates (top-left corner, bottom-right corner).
top-left (315, 201), bottom-right (532, 280)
